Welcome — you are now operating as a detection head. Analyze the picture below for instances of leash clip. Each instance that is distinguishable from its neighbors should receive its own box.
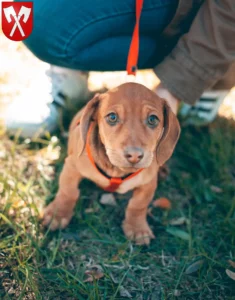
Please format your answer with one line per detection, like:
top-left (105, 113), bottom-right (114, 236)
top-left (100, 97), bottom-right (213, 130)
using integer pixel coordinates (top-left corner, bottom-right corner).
top-left (126, 0), bottom-right (144, 76)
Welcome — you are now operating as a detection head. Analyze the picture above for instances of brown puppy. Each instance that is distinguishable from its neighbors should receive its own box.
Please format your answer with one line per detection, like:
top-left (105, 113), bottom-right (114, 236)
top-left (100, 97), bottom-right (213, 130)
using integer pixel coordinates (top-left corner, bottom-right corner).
top-left (43, 82), bottom-right (180, 245)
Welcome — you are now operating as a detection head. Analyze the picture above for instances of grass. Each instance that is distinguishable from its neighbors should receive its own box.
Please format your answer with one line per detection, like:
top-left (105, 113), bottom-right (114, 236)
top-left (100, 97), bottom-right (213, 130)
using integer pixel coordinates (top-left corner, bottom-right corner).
top-left (0, 115), bottom-right (235, 299)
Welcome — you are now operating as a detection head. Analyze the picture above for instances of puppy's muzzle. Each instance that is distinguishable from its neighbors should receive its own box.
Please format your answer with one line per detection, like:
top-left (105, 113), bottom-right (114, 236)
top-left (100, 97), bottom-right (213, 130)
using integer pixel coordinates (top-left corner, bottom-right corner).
top-left (124, 147), bottom-right (144, 164)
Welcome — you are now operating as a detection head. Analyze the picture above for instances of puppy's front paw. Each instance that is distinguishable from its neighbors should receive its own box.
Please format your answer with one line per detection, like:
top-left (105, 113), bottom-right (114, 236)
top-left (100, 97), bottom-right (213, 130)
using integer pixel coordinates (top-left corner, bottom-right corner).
top-left (42, 199), bottom-right (74, 231)
top-left (122, 220), bottom-right (155, 245)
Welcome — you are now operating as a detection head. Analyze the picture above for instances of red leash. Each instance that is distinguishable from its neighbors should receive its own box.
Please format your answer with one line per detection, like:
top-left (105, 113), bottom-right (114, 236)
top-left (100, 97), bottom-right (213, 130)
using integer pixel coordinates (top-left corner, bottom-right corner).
top-left (126, 0), bottom-right (144, 76)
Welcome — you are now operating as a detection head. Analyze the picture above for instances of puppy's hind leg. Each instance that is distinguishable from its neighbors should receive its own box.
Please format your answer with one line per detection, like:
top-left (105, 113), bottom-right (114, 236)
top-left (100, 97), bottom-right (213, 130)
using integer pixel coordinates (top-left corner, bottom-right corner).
top-left (43, 156), bottom-right (82, 230)
top-left (122, 176), bottom-right (157, 245)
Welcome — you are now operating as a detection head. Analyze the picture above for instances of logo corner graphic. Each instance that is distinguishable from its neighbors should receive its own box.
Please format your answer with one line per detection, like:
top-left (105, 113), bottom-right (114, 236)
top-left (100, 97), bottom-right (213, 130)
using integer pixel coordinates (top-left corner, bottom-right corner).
top-left (1, 2), bottom-right (33, 41)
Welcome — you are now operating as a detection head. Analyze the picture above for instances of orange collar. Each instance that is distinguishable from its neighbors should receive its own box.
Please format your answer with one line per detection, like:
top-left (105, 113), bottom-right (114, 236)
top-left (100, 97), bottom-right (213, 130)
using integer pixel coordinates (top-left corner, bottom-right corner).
top-left (78, 121), bottom-right (143, 192)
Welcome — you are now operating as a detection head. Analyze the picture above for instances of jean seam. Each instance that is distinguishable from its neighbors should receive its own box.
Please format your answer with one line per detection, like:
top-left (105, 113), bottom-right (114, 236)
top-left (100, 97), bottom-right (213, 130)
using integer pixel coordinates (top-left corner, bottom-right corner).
top-left (64, 0), bottom-right (175, 59)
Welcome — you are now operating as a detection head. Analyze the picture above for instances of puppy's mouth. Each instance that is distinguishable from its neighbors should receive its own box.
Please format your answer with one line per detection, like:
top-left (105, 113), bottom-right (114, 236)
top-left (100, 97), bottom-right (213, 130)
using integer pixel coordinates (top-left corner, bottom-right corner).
top-left (118, 166), bottom-right (143, 173)
top-left (119, 161), bottom-right (151, 171)
top-left (106, 148), bottom-right (153, 171)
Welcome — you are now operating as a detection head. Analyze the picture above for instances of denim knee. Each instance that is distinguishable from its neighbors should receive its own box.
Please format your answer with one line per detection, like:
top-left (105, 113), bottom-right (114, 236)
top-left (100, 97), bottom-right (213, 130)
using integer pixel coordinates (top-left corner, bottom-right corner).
top-left (23, 0), bottom-right (178, 70)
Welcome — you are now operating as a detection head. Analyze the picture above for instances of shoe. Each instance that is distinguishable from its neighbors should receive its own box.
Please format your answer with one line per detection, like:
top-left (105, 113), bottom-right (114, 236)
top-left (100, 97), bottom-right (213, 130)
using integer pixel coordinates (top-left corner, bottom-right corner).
top-left (179, 90), bottom-right (229, 126)
top-left (4, 65), bottom-right (89, 139)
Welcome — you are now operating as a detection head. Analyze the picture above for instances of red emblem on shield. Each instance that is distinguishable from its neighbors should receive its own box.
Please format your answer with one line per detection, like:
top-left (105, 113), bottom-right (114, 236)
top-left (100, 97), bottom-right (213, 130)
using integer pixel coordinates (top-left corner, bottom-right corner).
top-left (1, 2), bottom-right (33, 41)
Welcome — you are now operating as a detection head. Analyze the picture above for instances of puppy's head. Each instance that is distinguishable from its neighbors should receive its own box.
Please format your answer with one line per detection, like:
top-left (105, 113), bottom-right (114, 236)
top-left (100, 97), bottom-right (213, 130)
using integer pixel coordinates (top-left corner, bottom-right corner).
top-left (78, 83), bottom-right (180, 171)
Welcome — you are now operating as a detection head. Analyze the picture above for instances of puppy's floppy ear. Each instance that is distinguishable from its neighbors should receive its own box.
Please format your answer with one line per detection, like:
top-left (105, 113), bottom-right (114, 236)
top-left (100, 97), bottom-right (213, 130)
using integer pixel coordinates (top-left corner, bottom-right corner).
top-left (156, 101), bottom-right (181, 166)
top-left (77, 93), bottom-right (101, 156)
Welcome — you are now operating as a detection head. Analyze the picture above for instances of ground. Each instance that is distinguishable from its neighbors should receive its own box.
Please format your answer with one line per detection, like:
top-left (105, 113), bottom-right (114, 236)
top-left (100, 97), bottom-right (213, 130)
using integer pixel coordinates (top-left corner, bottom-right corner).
top-left (0, 38), bottom-right (235, 299)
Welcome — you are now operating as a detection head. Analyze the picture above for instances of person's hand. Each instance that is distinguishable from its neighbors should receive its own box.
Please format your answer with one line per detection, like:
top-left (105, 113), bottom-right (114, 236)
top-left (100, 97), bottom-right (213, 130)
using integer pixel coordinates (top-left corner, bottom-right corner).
top-left (155, 83), bottom-right (180, 115)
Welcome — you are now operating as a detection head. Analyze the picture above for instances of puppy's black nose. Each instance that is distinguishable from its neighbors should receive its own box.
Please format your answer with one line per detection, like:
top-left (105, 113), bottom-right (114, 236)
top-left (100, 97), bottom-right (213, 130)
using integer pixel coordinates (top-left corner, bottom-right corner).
top-left (124, 147), bottom-right (144, 164)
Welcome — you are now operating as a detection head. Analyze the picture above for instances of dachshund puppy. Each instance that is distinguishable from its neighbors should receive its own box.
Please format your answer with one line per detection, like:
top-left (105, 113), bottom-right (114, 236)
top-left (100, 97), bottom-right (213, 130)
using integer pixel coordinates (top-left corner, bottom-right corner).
top-left (43, 82), bottom-right (180, 245)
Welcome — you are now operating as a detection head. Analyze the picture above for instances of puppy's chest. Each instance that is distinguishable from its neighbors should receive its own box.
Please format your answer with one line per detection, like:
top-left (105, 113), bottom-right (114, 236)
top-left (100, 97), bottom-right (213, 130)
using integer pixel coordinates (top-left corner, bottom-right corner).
top-left (77, 156), bottom-right (152, 194)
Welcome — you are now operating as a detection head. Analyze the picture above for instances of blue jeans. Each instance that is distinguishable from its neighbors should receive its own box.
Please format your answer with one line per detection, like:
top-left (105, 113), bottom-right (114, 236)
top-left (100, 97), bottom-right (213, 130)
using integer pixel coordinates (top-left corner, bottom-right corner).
top-left (22, 0), bottom-right (178, 71)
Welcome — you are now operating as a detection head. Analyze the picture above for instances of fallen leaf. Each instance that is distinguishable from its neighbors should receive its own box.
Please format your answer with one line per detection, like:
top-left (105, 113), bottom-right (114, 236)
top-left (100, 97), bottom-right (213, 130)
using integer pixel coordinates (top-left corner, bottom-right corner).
top-left (153, 197), bottom-right (171, 209)
top-left (166, 227), bottom-right (190, 240)
top-left (173, 290), bottom-right (181, 297)
top-left (100, 193), bottom-right (117, 206)
top-left (111, 249), bottom-right (126, 261)
top-left (169, 217), bottom-right (188, 226)
top-left (185, 260), bottom-right (204, 274)
top-left (85, 207), bottom-right (99, 213)
top-left (228, 260), bottom-right (235, 268)
top-left (210, 185), bottom-right (223, 193)
top-left (84, 268), bottom-right (104, 282)
top-left (226, 269), bottom-right (235, 280)
top-left (120, 286), bottom-right (132, 298)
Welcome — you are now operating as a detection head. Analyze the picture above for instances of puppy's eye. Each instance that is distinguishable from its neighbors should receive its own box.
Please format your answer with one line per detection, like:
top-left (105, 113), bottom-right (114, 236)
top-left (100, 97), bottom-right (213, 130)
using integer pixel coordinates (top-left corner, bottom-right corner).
top-left (106, 112), bottom-right (118, 125)
top-left (147, 115), bottom-right (159, 127)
